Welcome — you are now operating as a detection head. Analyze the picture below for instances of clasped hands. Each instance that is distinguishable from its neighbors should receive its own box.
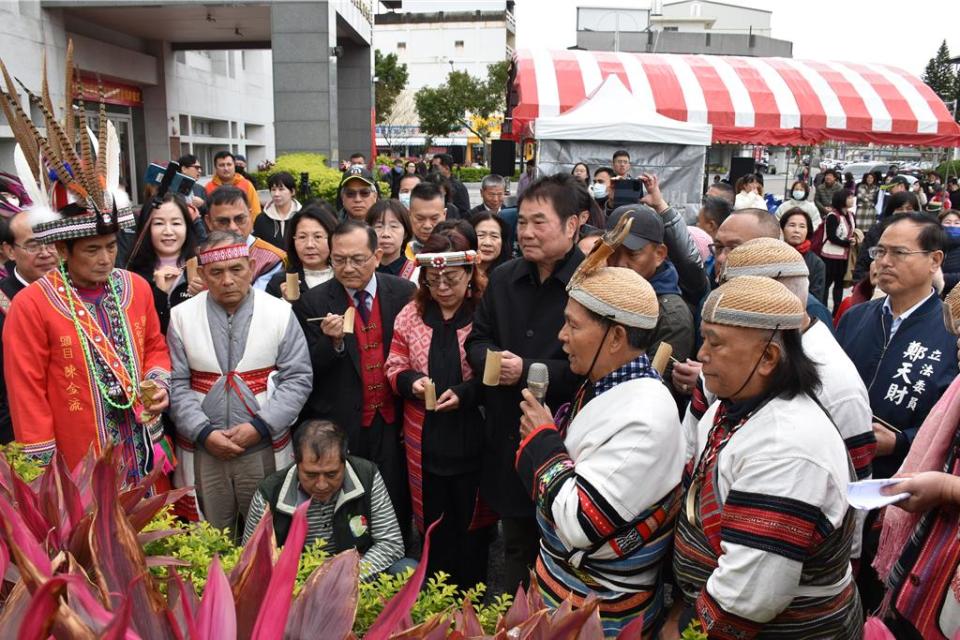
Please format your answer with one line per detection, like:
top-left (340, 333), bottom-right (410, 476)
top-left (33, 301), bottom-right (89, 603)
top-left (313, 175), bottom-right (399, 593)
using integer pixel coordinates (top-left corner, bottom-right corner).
top-left (205, 422), bottom-right (261, 460)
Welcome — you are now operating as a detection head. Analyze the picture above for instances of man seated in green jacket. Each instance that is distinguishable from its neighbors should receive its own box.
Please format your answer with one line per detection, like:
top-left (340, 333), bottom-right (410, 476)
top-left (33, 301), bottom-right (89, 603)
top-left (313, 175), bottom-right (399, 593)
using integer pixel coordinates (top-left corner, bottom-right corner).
top-left (243, 419), bottom-right (410, 579)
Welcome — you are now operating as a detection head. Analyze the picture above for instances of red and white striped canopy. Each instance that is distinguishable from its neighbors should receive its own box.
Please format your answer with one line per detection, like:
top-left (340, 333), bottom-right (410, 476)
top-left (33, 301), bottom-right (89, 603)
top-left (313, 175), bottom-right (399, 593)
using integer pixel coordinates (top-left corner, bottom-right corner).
top-left (508, 49), bottom-right (960, 147)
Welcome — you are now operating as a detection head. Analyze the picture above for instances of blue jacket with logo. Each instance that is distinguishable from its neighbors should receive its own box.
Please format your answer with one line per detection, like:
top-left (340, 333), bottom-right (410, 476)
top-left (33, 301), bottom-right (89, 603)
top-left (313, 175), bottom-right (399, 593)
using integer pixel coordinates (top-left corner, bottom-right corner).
top-left (836, 294), bottom-right (958, 478)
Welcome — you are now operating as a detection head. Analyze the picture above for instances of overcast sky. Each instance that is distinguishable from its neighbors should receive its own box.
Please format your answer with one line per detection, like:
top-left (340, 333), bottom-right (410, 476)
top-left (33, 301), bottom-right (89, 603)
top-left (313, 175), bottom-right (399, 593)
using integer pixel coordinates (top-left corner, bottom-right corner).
top-left (505, 0), bottom-right (960, 77)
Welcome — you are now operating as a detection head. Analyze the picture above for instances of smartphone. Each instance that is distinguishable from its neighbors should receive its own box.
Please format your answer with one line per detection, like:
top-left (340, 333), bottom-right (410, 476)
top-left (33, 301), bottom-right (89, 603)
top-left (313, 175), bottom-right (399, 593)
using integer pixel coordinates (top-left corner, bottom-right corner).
top-left (611, 178), bottom-right (644, 208)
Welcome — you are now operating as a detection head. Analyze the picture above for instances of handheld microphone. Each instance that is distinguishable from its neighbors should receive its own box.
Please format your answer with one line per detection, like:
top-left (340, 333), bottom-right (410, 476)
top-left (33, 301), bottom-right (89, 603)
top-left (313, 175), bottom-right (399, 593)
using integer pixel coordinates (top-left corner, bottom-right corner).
top-left (527, 362), bottom-right (549, 405)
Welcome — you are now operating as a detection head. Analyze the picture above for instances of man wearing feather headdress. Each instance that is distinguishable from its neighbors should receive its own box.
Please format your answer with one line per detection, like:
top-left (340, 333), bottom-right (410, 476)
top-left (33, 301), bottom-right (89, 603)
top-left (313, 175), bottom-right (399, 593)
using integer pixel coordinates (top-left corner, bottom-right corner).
top-left (0, 45), bottom-right (172, 485)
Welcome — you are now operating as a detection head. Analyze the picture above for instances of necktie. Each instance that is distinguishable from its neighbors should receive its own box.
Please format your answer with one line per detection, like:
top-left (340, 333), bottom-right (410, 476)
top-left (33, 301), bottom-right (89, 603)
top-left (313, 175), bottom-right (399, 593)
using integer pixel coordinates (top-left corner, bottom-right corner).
top-left (354, 290), bottom-right (370, 324)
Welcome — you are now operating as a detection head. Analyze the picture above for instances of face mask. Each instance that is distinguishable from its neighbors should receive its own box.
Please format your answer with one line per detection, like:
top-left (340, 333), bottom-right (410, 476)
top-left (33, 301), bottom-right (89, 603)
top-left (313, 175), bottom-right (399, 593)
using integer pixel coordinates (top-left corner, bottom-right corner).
top-left (591, 183), bottom-right (607, 199)
top-left (393, 166), bottom-right (403, 174)
top-left (398, 192), bottom-right (411, 207)
top-left (946, 226), bottom-right (960, 238)
top-left (792, 190), bottom-right (806, 200)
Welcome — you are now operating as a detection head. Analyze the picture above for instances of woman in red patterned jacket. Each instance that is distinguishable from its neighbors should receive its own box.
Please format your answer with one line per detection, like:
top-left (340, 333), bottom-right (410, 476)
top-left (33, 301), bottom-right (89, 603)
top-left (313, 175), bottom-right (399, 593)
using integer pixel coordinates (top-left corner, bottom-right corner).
top-left (384, 229), bottom-right (494, 590)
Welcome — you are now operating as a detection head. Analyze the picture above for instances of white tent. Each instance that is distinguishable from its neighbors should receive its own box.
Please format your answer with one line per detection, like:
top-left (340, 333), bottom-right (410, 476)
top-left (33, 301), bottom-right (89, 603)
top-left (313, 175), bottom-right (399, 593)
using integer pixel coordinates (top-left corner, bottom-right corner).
top-left (532, 75), bottom-right (712, 146)
top-left (532, 75), bottom-right (712, 217)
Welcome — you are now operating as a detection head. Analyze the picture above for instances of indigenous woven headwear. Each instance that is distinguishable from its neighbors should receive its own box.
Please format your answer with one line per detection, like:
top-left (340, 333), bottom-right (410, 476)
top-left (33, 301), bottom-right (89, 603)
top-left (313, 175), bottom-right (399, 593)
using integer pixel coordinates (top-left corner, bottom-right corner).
top-left (0, 39), bottom-right (135, 244)
top-left (569, 266), bottom-right (659, 329)
top-left (198, 243), bottom-right (250, 266)
top-left (721, 237), bottom-right (809, 282)
top-left (703, 275), bottom-right (805, 330)
top-left (944, 285), bottom-right (960, 335)
top-left (416, 250), bottom-right (478, 270)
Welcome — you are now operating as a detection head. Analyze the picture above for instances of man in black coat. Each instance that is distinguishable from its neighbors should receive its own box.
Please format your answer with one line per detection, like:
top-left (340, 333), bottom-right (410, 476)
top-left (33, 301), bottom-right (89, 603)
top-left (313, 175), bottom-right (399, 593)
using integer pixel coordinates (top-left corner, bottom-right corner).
top-left (296, 219), bottom-right (416, 541)
top-left (432, 153), bottom-right (471, 214)
top-left (466, 174), bottom-right (586, 593)
top-left (0, 212), bottom-right (59, 443)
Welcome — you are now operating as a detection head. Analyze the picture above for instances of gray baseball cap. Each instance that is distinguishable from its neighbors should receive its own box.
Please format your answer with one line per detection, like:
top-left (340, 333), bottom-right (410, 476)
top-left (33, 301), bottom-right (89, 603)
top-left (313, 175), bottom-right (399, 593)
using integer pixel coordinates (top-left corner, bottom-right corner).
top-left (605, 204), bottom-right (664, 251)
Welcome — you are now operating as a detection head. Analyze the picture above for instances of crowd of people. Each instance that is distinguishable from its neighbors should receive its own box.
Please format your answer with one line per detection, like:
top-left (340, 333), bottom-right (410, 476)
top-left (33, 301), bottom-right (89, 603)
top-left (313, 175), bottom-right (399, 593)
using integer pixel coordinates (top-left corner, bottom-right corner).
top-left (6, 93), bottom-right (960, 638)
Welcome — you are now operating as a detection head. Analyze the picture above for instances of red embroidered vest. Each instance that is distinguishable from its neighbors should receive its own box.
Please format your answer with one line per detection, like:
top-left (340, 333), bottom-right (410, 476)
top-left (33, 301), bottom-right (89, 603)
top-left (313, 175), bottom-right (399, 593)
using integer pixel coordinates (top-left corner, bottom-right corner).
top-left (351, 293), bottom-right (396, 427)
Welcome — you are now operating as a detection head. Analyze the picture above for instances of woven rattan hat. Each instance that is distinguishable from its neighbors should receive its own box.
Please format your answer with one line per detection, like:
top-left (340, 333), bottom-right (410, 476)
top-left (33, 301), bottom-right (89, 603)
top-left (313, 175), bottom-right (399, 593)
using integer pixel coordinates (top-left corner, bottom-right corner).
top-left (703, 275), bottom-right (805, 330)
top-left (569, 266), bottom-right (659, 329)
top-left (721, 237), bottom-right (809, 281)
top-left (944, 285), bottom-right (960, 335)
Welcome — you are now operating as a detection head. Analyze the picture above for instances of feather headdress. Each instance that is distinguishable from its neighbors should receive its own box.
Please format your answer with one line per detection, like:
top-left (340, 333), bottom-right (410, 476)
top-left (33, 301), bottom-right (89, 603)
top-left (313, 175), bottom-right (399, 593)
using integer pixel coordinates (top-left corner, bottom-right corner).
top-left (0, 40), bottom-right (134, 243)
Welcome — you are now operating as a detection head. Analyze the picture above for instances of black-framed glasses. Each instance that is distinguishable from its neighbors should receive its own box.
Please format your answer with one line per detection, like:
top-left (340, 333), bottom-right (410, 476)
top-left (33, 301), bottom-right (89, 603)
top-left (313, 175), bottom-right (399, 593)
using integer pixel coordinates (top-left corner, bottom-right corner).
top-left (331, 253), bottom-right (374, 268)
top-left (424, 270), bottom-right (467, 289)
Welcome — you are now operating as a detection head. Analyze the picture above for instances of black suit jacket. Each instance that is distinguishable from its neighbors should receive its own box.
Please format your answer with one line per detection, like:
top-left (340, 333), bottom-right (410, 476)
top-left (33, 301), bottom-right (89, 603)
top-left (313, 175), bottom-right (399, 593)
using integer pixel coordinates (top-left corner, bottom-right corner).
top-left (0, 271), bottom-right (27, 444)
top-left (296, 273), bottom-right (416, 437)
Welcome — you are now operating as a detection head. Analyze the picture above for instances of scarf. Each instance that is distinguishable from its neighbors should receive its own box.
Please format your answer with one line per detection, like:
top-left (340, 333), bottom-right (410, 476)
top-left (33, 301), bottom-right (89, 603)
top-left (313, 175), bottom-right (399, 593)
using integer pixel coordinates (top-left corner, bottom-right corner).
top-left (794, 239), bottom-right (812, 255)
top-left (873, 374), bottom-right (960, 581)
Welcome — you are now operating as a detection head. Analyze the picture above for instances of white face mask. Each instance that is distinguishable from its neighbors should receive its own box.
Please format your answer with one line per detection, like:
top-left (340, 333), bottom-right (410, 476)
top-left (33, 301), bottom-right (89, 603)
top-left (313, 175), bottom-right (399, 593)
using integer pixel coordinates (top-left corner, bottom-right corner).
top-left (792, 190), bottom-right (806, 201)
top-left (591, 182), bottom-right (607, 199)
top-left (398, 192), bottom-right (411, 208)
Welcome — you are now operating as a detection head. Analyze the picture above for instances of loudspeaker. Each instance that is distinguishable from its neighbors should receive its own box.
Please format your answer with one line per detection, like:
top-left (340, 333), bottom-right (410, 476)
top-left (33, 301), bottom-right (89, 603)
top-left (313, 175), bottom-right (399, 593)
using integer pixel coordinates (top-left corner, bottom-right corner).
top-left (449, 146), bottom-right (466, 165)
top-left (729, 157), bottom-right (756, 185)
top-left (490, 139), bottom-right (516, 177)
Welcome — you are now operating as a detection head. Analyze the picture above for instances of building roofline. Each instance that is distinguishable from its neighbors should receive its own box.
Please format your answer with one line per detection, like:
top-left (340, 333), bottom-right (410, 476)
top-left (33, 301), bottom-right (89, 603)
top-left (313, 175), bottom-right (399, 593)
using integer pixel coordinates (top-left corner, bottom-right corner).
top-left (375, 10), bottom-right (510, 26)
top-left (663, 0), bottom-right (773, 14)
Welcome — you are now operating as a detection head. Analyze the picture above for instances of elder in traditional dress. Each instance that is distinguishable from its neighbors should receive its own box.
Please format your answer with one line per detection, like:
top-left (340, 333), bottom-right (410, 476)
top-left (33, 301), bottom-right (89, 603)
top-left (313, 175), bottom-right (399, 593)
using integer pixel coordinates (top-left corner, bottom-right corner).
top-left (669, 276), bottom-right (862, 639)
top-left (514, 243), bottom-right (685, 636)
top-left (167, 230), bottom-right (312, 532)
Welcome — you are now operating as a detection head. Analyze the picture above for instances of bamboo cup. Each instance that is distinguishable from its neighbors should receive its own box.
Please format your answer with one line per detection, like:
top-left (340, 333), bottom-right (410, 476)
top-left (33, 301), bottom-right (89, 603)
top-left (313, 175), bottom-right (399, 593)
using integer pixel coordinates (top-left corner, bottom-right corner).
top-left (482, 349), bottom-right (502, 386)
top-left (424, 379), bottom-right (437, 410)
top-left (284, 273), bottom-right (300, 301)
top-left (651, 342), bottom-right (674, 376)
top-left (342, 306), bottom-right (356, 334)
top-left (185, 257), bottom-right (198, 283)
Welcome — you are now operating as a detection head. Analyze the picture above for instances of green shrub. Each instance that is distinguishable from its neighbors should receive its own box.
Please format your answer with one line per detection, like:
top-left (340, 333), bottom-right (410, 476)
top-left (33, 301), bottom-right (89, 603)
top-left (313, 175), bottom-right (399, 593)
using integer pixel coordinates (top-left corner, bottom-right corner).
top-left (682, 620), bottom-right (708, 639)
top-left (252, 153), bottom-right (392, 207)
top-left (1, 442), bottom-right (45, 482)
top-left (935, 159), bottom-right (960, 180)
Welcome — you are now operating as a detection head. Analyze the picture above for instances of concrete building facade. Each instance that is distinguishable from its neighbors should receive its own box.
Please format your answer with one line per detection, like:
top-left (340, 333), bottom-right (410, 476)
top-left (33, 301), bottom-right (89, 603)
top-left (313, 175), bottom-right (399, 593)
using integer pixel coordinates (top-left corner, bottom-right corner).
top-left (0, 0), bottom-right (375, 202)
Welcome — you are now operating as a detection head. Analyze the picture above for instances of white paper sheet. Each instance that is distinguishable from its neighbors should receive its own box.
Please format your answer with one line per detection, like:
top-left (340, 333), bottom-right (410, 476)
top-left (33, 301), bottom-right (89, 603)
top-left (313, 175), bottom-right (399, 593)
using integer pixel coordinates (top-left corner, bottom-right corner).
top-left (847, 479), bottom-right (911, 510)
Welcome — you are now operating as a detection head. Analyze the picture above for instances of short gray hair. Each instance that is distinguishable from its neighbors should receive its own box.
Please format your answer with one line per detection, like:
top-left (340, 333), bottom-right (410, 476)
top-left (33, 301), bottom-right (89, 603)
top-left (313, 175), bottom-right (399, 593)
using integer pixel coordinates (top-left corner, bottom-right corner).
top-left (481, 174), bottom-right (505, 191)
top-left (294, 420), bottom-right (348, 464)
top-left (199, 229), bottom-right (246, 252)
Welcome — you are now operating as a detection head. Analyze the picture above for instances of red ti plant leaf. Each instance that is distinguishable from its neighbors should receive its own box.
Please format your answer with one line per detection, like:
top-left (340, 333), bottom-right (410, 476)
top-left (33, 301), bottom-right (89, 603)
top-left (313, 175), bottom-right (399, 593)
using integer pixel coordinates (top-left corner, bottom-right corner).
top-left (0, 536), bottom-right (8, 584)
top-left (18, 574), bottom-right (70, 640)
top-left (364, 517), bottom-right (442, 640)
top-left (0, 493), bottom-right (52, 590)
top-left (453, 599), bottom-right (484, 637)
top-left (230, 508), bottom-right (275, 640)
top-left (0, 448), bottom-right (16, 500)
top-left (546, 595), bottom-right (600, 640)
top-left (390, 614), bottom-right (451, 639)
top-left (285, 548), bottom-right (360, 640)
top-left (11, 470), bottom-right (51, 547)
top-left (70, 446), bottom-right (98, 511)
top-left (499, 581), bottom-right (532, 632)
top-left (99, 595), bottom-right (134, 640)
top-left (89, 450), bottom-right (175, 640)
top-left (0, 579), bottom-right (31, 632)
top-left (194, 555), bottom-right (237, 640)
top-left (167, 569), bottom-right (198, 640)
top-left (126, 488), bottom-right (192, 534)
top-left (249, 501), bottom-right (311, 640)
top-left (526, 570), bottom-right (544, 612)
top-left (39, 452), bottom-right (84, 544)
top-left (615, 611), bottom-right (646, 640)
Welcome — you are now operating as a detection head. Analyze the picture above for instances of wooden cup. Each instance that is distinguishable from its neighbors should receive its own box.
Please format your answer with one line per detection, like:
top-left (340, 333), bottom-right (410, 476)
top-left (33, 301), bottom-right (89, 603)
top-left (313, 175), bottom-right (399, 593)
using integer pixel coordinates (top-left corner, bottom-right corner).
top-left (139, 379), bottom-right (160, 423)
top-left (342, 306), bottom-right (356, 334)
top-left (424, 379), bottom-right (437, 410)
top-left (651, 342), bottom-right (674, 376)
top-left (284, 273), bottom-right (300, 301)
top-left (185, 257), bottom-right (198, 283)
top-left (482, 349), bottom-right (502, 386)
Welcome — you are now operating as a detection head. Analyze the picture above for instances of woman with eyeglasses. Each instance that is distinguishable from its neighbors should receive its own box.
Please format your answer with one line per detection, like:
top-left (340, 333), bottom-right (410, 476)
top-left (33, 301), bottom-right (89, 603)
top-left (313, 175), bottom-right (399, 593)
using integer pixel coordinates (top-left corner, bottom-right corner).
top-left (384, 229), bottom-right (494, 591)
top-left (367, 200), bottom-right (419, 282)
top-left (819, 189), bottom-right (859, 311)
top-left (126, 192), bottom-right (198, 334)
top-left (266, 202), bottom-right (338, 300)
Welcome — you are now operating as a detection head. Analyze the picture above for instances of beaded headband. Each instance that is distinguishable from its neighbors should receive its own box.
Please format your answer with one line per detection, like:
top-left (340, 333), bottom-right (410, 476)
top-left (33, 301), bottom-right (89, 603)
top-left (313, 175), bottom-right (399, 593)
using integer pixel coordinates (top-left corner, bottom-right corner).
top-left (416, 250), bottom-right (478, 270)
top-left (198, 243), bottom-right (250, 265)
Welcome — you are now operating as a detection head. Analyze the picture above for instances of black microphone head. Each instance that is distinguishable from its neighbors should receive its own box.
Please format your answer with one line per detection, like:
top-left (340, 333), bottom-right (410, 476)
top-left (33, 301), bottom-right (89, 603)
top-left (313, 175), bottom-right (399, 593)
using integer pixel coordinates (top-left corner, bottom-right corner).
top-left (527, 362), bottom-right (549, 386)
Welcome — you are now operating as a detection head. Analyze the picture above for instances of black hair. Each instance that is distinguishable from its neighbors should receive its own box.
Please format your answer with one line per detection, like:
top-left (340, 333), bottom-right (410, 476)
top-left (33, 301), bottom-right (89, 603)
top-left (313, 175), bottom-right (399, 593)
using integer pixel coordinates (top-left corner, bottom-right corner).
top-left (127, 192), bottom-right (199, 274)
top-left (286, 202), bottom-right (338, 272)
top-left (294, 419), bottom-right (348, 464)
top-left (470, 211), bottom-right (511, 268)
top-left (708, 180), bottom-right (735, 204)
top-left (831, 187), bottom-right (853, 212)
top-left (349, 152), bottom-right (366, 162)
top-left (399, 173), bottom-right (422, 191)
top-left (177, 154), bottom-right (199, 169)
top-left (518, 173), bottom-right (584, 224)
top-left (884, 211), bottom-right (945, 252)
top-left (433, 219), bottom-right (477, 250)
top-left (571, 162), bottom-right (590, 179)
top-left (410, 181), bottom-right (445, 206)
top-left (700, 195), bottom-right (732, 227)
top-left (435, 153), bottom-right (454, 169)
top-left (366, 199), bottom-right (413, 252)
top-left (779, 207), bottom-right (814, 241)
top-left (0, 214), bottom-right (12, 246)
top-left (882, 191), bottom-right (920, 218)
top-left (330, 218), bottom-right (377, 254)
top-left (213, 150), bottom-right (235, 164)
top-left (208, 185), bottom-right (248, 208)
top-left (584, 306), bottom-right (654, 351)
top-left (267, 171), bottom-right (296, 191)
top-left (612, 149), bottom-right (630, 162)
top-left (593, 166), bottom-right (615, 180)
top-left (573, 181), bottom-right (606, 228)
top-left (822, 168), bottom-right (839, 180)
top-left (768, 329), bottom-right (821, 400)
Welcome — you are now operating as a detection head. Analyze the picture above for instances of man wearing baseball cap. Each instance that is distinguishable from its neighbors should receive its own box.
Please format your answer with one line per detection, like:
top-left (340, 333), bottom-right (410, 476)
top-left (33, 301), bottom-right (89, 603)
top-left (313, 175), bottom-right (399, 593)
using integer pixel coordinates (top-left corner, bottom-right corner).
top-left (606, 204), bottom-right (695, 401)
top-left (338, 166), bottom-right (380, 222)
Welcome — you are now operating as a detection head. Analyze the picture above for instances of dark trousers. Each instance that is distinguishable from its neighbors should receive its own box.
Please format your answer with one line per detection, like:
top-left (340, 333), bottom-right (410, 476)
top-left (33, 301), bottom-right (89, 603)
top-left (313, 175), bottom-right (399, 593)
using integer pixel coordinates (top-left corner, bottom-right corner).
top-left (351, 414), bottom-right (411, 549)
top-left (422, 469), bottom-right (493, 590)
top-left (824, 256), bottom-right (847, 311)
top-left (502, 516), bottom-right (541, 594)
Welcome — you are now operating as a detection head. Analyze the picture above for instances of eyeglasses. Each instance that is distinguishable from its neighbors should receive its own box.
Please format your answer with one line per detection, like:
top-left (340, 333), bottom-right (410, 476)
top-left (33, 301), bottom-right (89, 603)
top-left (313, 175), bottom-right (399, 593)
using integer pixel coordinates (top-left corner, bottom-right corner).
top-left (343, 188), bottom-right (374, 199)
top-left (188, 164), bottom-right (202, 170)
top-left (211, 214), bottom-right (249, 228)
top-left (867, 246), bottom-right (933, 261)
top-left (14, 241), bottom-right (55, 255)
top-left (330, 253), bottom-right (374, 268)
top-left (424, 270), bottom-right (467, 289)
top-left (293, 233), bottom-right (328, 245)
